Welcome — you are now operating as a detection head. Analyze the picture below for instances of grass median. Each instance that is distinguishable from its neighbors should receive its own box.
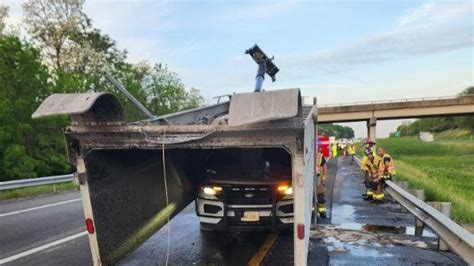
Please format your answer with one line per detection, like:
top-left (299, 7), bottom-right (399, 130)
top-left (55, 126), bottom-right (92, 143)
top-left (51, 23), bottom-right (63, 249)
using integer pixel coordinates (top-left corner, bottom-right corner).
top-left (377, 137), bottom-right (474, 224)
top-left (0, 181), bottom-right (79, 201)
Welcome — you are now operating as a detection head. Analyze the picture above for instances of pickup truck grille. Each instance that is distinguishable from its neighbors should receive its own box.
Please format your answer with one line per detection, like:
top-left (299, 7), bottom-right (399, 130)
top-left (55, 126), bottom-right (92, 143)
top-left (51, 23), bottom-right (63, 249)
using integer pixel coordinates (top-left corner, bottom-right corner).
top-left (225, 186), bottom-right (274, 205)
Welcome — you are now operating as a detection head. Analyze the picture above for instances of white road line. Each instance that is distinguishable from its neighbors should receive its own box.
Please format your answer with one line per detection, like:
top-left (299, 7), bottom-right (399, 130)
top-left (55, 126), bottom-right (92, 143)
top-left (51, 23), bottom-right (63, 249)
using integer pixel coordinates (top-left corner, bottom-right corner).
top-left (0, 231), bottom-right (88, 264)
top-left (0, 198), bottom-right (81, 218)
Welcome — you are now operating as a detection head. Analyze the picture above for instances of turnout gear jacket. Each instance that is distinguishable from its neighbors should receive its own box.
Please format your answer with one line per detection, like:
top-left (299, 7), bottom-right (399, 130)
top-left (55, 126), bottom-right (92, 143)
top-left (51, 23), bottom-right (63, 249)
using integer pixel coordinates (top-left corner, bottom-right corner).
top-left (347, 145), bottom-right (356, 155)
top-left (379, 153), bottom-right (397, 175)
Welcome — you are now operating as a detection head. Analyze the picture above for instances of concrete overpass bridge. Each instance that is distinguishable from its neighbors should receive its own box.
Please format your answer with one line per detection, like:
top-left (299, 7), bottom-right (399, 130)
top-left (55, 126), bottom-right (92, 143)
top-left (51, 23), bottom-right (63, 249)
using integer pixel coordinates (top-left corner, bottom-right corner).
top-left (305, 95), bottom-right (474, 140)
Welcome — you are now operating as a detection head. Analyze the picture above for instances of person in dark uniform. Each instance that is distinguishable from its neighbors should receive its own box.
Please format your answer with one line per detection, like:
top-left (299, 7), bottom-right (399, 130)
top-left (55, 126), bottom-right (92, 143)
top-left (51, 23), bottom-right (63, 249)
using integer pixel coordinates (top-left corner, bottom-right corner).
top-left (316, 149), bottom-right (328, 218)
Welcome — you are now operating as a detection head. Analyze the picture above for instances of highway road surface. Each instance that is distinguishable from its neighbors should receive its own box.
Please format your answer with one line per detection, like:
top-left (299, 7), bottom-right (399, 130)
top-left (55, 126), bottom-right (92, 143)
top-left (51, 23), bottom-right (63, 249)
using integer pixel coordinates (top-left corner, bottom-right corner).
top-left (0, 191), bottom-right (90, 265)
top-left (0, 158), bottom-right (468, 265)
top-left (0, 191), bottom-right (273, 265)
top-left (0, 191), bottom-right (91, 265)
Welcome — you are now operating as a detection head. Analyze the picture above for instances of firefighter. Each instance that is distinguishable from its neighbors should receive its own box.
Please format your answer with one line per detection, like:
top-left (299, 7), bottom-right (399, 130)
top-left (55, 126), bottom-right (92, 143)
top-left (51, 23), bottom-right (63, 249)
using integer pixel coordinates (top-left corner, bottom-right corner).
top-left (360, 148), bottom-right (379, 200)
top-left (316, 149), bottom-right (328, 218)
top-left (331, 142), bottom-right (338, 158)
top-left (372, 147), bottom-right (397, 203)
top-left (364, 138), bottom-right (376, 152)
top-left (346, 143), bottom-right (356, 164)
top-left (360, 138), bottom-right (376, 167)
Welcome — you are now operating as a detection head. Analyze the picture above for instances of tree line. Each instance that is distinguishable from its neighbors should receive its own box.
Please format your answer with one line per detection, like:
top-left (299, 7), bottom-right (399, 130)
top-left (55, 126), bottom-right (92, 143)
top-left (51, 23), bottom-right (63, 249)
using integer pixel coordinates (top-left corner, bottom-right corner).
top-left (392, 87), bottom-right (474, 137)
top-left (0, 0), bottom-right (204, 181)
top-left (319, 124), bottom-right (355, 139)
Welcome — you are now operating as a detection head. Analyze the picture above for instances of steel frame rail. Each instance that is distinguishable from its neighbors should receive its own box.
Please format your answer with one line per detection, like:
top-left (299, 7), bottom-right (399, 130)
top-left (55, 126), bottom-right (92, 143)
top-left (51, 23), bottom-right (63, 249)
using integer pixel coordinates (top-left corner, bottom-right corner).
top-left (0, 174), bottom-right (74, 191)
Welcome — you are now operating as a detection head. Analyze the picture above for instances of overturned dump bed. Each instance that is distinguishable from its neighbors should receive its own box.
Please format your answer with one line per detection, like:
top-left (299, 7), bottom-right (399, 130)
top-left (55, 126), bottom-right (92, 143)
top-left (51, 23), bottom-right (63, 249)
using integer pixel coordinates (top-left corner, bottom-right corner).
top-left (33, 89), bottom-right (317, 265)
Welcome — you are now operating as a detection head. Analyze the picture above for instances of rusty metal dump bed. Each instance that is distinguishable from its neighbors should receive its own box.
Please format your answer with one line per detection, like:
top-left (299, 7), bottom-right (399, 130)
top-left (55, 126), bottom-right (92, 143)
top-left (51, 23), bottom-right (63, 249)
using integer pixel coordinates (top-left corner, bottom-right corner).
top-left (32, 88), bottom-right (316, 265)
top-left (33, 89), bottom-right (307, 156)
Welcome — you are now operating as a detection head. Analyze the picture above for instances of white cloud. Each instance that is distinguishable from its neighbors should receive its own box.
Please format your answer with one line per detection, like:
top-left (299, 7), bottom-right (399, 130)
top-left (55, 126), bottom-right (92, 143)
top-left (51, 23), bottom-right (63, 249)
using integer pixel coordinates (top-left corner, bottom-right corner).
top-left (280, 1), bottom-right (473, 75)
top-left (397, 1), bottom-right (472, 28)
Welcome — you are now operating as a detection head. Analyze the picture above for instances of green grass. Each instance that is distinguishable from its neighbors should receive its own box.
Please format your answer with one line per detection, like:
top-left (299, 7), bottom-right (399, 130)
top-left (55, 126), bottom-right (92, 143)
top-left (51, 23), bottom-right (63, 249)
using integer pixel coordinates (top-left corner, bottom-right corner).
top-left (376, 137), bottom-right (474, 224)
top-left (377, 137), bottom-right (474, 157)
top-left (434, 129), bottom-right (473, 141)
top-left (0, 182), bottom-right (79, 201)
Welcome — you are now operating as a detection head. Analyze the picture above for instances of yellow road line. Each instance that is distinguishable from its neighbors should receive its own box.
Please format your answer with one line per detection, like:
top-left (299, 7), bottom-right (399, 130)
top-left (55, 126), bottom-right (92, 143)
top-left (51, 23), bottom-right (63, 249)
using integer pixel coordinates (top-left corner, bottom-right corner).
top-left (248, 233), bottom-right (279, 266)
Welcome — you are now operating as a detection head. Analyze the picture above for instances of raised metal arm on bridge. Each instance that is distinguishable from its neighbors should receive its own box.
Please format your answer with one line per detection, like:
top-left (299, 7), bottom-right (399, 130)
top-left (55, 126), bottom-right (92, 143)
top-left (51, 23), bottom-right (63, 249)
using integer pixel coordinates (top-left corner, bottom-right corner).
top-left (104, 72), bottom-right (155, 119)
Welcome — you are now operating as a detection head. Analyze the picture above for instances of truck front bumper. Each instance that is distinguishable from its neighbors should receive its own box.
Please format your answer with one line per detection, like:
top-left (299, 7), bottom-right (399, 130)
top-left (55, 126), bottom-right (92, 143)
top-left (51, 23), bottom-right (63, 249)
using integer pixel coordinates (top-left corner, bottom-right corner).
top-left (196, 197), bottom-right (293, 231)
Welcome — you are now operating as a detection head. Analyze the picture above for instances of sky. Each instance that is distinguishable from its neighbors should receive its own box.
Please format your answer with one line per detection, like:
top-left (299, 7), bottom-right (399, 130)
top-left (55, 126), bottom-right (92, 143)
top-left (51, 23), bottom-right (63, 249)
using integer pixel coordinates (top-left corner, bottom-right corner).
top-left (3, 0), bottom-right (473, 138)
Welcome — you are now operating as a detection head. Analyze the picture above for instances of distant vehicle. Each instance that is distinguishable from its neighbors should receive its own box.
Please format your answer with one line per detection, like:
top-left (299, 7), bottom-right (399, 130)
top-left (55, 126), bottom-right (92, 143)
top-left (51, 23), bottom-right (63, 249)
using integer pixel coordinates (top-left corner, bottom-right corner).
top-left (196, 148), bottom-right (294, 231)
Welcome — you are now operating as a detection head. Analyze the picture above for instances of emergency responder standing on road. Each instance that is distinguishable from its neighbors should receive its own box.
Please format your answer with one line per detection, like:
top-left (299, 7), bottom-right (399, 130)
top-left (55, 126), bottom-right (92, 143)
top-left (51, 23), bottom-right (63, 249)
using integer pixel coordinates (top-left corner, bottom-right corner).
top-left (371, 147), bottom-right (397, 203)
top-left (331, 142), bottom-right (338, 158)
top-left (341, 143), bottom-right (347, 159)
top-left (316, 149), bottom-right (328, 218)
top-left (346, 143), bottom-right (356, 165)
top-left (361, 148), bottom-right (379, 200)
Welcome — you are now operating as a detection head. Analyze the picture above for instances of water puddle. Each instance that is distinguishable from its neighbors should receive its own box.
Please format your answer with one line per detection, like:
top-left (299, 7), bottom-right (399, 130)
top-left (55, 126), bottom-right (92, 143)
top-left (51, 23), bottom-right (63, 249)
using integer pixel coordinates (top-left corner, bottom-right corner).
top-left (314, 224), bottom-right (433, 252)
top-left (334, 223), bottom-right (436, 238)
top-left (330, 204), bottom-right (355, 224)
top-left (324, 235), bottom-right (394, 258)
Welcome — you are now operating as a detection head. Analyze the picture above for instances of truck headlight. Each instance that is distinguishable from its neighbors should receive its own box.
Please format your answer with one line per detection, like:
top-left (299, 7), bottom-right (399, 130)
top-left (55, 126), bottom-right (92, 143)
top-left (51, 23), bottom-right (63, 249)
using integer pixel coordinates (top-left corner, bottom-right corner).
top-left (202, 186), bottom-right (223, 195)
top-left (277, 185), bottom-right (293, 195)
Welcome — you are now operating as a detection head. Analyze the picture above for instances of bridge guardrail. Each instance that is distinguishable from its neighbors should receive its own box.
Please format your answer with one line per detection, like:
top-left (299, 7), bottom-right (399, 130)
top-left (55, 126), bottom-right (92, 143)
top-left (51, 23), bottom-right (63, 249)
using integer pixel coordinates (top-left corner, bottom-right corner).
top-left (0, 174), bottom-right (74, 191)
top-left (354, 155), bottom-right (474, 263)
top-left (317, 94), bottom-right (473, 108)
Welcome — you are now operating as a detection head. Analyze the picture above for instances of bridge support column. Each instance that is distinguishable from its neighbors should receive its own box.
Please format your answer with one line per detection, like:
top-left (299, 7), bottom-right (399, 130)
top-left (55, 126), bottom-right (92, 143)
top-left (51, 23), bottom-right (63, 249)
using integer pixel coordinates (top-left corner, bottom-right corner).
top-left (367, 117), bottom-right (377, 142)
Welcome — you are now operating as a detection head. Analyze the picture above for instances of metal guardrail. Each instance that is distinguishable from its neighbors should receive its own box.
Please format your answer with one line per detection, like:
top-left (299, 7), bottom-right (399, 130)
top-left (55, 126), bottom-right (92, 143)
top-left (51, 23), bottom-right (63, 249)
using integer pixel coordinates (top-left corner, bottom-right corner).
top-left (0, 174), bottom-right (74, 191)
top-left (385, 181), bottom-right (474, 263)
top-left (354, 155), bottom-right (474, 263)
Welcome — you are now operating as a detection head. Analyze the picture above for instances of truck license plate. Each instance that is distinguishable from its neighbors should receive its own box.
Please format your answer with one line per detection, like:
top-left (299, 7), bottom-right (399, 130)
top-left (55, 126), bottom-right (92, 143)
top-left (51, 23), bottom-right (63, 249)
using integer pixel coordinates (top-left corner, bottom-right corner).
top-left (241, 211), bottom-right (260, 222)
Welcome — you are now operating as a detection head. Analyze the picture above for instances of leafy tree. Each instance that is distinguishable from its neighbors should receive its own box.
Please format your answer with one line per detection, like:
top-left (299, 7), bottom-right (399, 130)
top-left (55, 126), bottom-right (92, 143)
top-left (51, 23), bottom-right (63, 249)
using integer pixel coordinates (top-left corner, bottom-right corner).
top-left (141, 63), bottom-right (204, 116)
top-left (104, 61), bottom-right (205, 121)
top-left (23, 0), bottom-right (89, 71)
top-left (319, 124), bottom-right (355, 139)
top-left (459, 86), bottom-right (474, 96)
top-left (0, 36), bottom-right (71, 180)
top-left (0, 1), bottom-right (205, 182)
top-left (0, 5), bottom-right (8, 35)
top-left (23, 0), bottom-right (127, 92)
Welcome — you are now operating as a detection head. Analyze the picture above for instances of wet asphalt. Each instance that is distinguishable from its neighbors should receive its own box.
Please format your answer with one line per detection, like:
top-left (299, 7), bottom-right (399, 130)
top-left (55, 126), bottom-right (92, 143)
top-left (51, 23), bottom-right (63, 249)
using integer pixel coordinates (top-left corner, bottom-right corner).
top-left (302, 157), bottom-right (467, 265)
top-left (0, 157), bottom-right (468, 265)
top-left (120, 203), bottom-right (272, 266)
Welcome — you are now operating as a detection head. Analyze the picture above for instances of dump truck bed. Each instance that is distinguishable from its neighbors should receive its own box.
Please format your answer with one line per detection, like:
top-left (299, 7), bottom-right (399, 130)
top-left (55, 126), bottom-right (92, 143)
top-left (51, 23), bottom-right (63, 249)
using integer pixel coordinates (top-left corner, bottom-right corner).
top-left (32, 88), bottom-right (317, 265)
